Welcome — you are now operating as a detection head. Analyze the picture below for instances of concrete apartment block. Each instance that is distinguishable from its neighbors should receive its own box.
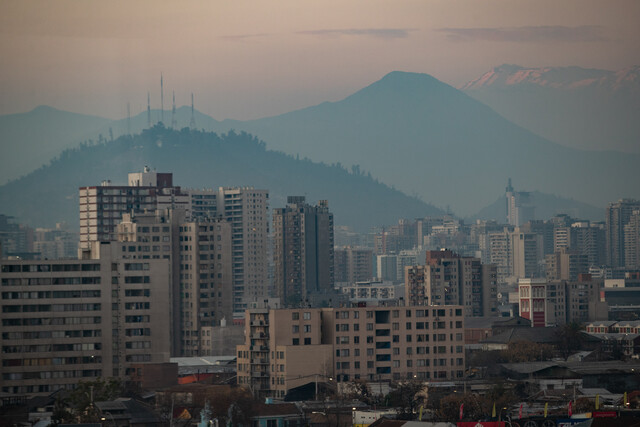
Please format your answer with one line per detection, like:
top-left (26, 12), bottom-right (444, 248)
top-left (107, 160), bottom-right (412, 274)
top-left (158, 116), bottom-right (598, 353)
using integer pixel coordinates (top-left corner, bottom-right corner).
top-left (237, 305), bottom-right (464, 400)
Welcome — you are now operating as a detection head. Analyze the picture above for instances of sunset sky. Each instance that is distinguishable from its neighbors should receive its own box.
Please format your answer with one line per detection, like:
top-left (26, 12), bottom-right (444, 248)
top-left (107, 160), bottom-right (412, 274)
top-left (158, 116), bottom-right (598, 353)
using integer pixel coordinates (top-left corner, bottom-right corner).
top-left (1, 0), bottom-right (639, 120)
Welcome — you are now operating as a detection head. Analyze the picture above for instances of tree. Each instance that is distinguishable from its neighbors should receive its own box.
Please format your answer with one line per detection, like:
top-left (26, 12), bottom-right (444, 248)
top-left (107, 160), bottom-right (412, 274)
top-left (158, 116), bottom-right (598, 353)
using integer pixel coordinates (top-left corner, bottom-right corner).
top-left (556, 322), bottom-right (585, 360)
top-left (52, 378), bottom-right (122, 424)
top-left (501, 341), bottom-right (554, 363)
top-left (437, 393), bottom-right (486, 422)
top-left (386, 380), bottom-right (428, 420)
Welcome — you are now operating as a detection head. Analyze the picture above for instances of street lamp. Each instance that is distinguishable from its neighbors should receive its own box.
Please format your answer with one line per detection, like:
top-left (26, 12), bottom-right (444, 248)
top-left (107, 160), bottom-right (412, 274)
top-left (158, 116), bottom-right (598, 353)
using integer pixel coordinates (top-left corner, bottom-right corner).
top-left (101, 411), bottom-right (116, 427)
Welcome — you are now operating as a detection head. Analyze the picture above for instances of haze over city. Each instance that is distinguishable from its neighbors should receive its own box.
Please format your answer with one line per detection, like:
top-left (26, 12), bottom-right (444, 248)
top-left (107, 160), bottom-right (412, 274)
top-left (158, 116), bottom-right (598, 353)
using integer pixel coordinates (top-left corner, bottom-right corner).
top-left (1, 0), bottom-right (639, 122)
top-left (3, 1), bottom-right (640, 426)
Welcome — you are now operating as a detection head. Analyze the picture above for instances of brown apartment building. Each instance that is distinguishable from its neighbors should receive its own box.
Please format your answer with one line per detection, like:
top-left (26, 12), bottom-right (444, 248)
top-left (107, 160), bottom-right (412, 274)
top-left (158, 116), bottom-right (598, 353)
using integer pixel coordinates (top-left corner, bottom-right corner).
top-left (237, 305), bottom-right (464, 400)
top-left (0, 242), bottom-right (171, 396)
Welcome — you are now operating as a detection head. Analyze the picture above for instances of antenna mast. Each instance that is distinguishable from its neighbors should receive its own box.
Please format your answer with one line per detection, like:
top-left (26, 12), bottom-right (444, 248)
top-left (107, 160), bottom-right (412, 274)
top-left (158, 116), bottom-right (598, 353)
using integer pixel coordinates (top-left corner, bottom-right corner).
top-left (127, 102), bottom-right (131, 135)
top-left (189, 93), bottom-right (196, 130)
top-left (147, 93), bottom-right (151, 128)
top-left (171, 91), bottom-right (177, 129)
top-left (160, 74), bottom-right (164, 124)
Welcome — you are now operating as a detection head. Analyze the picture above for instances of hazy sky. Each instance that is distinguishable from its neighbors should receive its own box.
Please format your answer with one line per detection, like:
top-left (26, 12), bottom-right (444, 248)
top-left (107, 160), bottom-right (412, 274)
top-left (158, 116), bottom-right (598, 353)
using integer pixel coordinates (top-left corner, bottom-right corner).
top-left (1, 0), bottom-right (639, 120)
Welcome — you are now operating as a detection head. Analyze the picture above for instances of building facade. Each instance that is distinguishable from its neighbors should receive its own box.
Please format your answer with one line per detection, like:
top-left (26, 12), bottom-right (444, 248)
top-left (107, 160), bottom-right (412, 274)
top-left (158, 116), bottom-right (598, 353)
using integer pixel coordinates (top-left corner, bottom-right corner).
top-left (80, 170), bottom-right (269, 314)
top-left (518, 276), bottom-right (607, 327)
top-left (116, 210), bottom-right (233, 356)
top-left (79, 169), bottom-right (190, 249)
top-left (334, 247), bottom-right (373, 285)
top-left (0, 243), bottom-right (171, 396)
top-left (236, 305), bottom-right (465, 400)
top-left (273, 197), bottom-right (334, 306)
top-left (405, 250), bottom-right (498, 317)
top-left (605, 199), bottom-right (640, 268)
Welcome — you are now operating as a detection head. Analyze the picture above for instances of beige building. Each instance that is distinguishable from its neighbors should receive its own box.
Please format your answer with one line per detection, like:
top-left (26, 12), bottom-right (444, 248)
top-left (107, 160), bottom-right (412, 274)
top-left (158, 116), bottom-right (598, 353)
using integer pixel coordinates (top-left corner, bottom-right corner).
top-left (216, 187), bottom-right (269, 314)
top-left (236, 305), bottom-right (465, 400)
top-left (486, 228), bottom-right (543, 284)
top-left (116, 209), bottom-right (233, 357)
top-left (545, 248), bottom-right (589, 281)
top-left (518, 276), bottom-right (607, 327)
top-left (405, 250), bottom-right (498, 317)
top-left (80, 170), bottom-right (269, 315)
top-left (0, 242), bottom-right (171, 396)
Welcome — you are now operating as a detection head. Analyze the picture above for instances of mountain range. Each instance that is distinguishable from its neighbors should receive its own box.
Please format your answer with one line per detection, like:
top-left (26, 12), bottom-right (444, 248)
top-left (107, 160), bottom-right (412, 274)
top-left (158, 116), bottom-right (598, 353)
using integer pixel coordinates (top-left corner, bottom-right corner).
top-left (0, 126), bottom-right (443, 232)
top-left (461, 64), bottom-right (640, 153)
top-left (2, 69), bottom-right (636, 223)
top-left (212, 71), bottom-right (638, 216)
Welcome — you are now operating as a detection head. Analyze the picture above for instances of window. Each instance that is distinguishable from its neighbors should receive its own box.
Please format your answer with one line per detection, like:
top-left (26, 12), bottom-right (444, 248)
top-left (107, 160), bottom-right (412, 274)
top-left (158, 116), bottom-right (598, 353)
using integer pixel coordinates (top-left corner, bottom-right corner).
top-left (292, 338), bottom-right (299, 345)
top-left (292, 325), bottom-right (299, 333)
top-left (304, 325), bottom-right (311, 333)
top-left (304, 338), bottom-right (311, 345)
top-left (303, 312), bottom-right (311, 320)
top-left (292, 312), bottom-right (299, 320)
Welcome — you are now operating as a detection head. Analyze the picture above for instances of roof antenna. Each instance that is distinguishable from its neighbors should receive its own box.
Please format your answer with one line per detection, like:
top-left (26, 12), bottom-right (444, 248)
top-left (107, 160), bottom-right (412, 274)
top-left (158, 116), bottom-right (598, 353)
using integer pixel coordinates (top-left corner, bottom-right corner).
top-left (147, 93), bottom-right (151, 128)
top-left (171, 91), bottom-right (177, 129)
top-left (190, 93), bottom-right (196, 130)
top-left (160, 73), bottom-right (164, 124)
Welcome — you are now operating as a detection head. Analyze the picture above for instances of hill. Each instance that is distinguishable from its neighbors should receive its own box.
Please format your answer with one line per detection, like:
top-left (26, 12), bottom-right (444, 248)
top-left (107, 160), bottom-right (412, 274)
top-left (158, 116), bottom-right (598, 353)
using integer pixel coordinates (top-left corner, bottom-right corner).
top-left (461, 64), bottom-right (640, 153)
top-left (0, 126), bottom-right (443, 232)
top-left (0, 105), bottom-right (222, 185)
top-left (214, 71), bottom-right (640, 216)
top-left (0, 106), bottom-right (112, 185)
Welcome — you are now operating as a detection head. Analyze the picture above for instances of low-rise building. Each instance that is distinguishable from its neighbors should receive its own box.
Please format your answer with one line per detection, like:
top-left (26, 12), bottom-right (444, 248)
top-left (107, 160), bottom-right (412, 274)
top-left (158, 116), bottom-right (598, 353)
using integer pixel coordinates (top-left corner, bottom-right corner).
top-left (236, 305), bottom-right (465, 400)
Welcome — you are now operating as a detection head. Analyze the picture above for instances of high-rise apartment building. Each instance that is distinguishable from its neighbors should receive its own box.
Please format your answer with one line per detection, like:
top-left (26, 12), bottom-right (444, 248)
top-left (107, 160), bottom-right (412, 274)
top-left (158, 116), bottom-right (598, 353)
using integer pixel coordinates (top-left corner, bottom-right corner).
top-left (80, 170), bottom-right (269, 314)
top-left (236, 305), bottom-right (464, 400)
top-left (0, 242), bottom-right (171, 396)
top-left (273, 197), bottom-right (334, 306)
top-left (572, 221), bottom-right (606, 267)
top-left (116, 209), bottom-right (233, 356)
top-left (79, 168), bottom-right (191, 249)
top-left (545, 248), bottom-right (589, 281)
top-left (405, 249), bottom-right (498, 317)
top-left (624, 210), bottom-right (640, 269)
top-left (486, 228), bottom-right (543, 283)
top-left (334, 247), bottom-right (373, 285)
top-left (606, 199), bottom-right (640, 268)
top-left (216, 187), bottom-right (269, 313)
top-left (505, 179), bottom-right (535, 227)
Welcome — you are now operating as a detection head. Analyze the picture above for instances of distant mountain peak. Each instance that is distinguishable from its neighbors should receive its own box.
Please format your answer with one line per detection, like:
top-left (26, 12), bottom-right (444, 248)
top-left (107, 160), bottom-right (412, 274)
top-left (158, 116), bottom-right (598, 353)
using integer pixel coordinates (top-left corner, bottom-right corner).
top-left (460, 64), bottom-right (640, 91)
